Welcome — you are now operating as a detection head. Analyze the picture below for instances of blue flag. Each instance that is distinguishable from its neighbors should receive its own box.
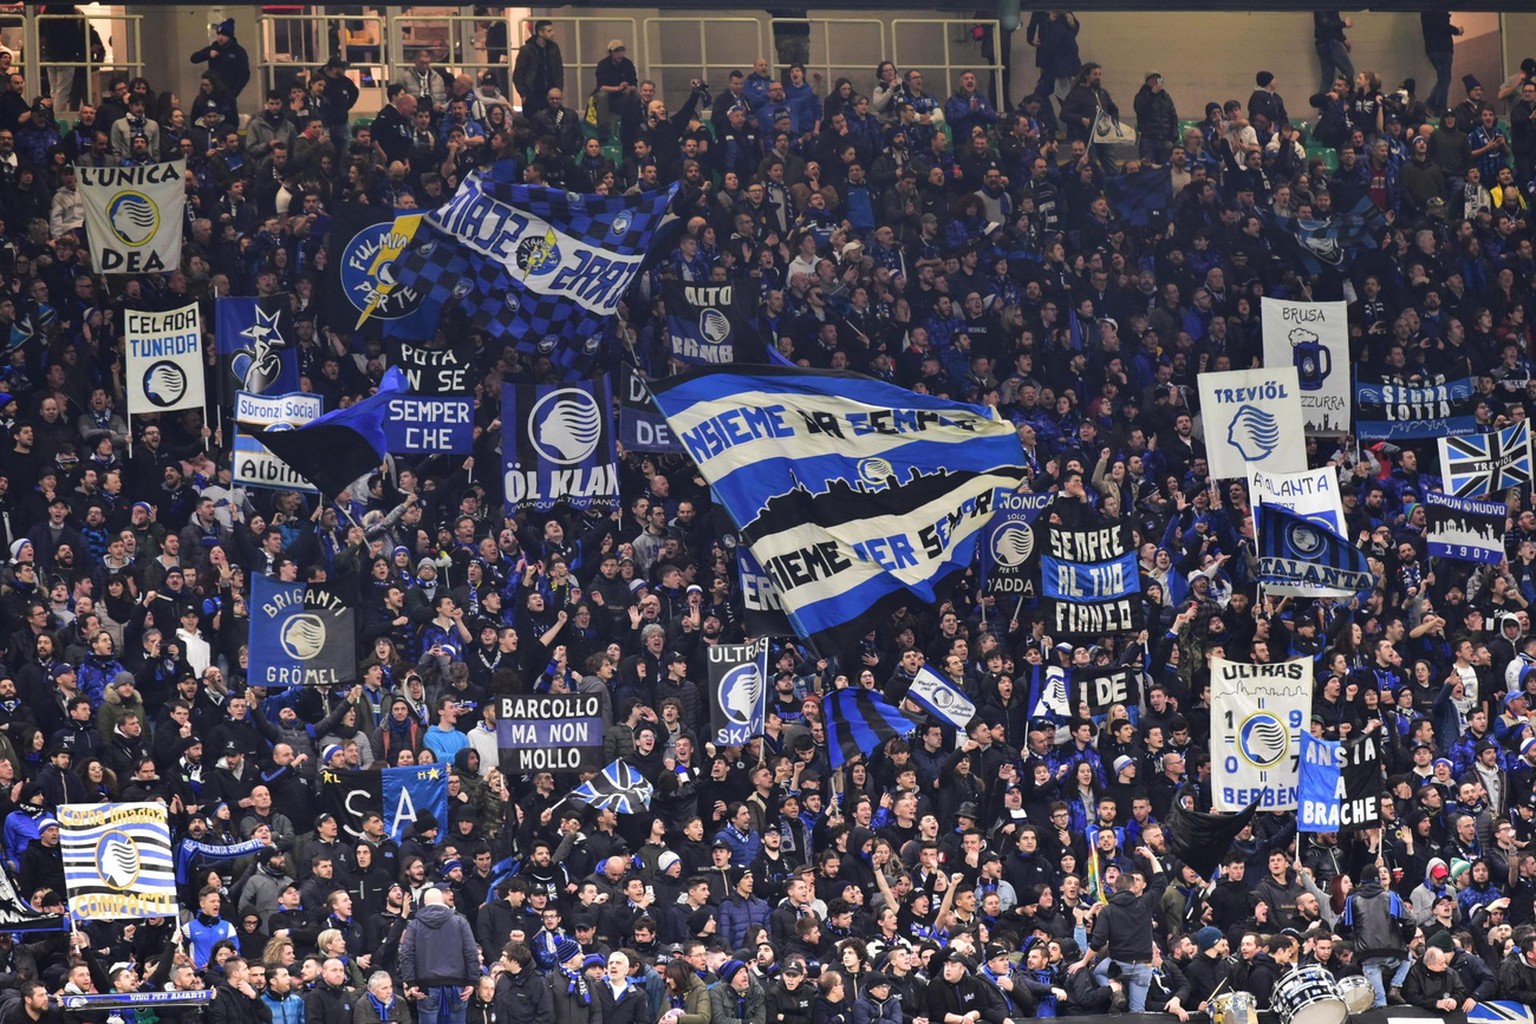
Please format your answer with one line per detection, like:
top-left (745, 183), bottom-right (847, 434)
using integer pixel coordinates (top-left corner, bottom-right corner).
top-left (1264, 195), bottom-right (1385, 277)
top-left (903, 665), bottom-right (977, 730)
top-left (1106, 167), bottom-right (1173, 228)
top-left (1257, 504), bottom-right (1374, 595)
top-left (1298, 733), bottom-right (1341, 832)
top-left (978, 492), bottom-right (1051, 596)
top-left (248, 573), bottom-right (357, 688)
top-left (822, 688), bottom-right (917, 769)
top-left (247, 367), bottom-right (409, 497)
top-left (369, 169), bottom-right (676, 379)
top-left (501, 378), bottom-right (619, 511)
top-left (216, 297), bottom-right (300, 397)
top-left (320, 765), bottom-right (449, 842)
top-left (568, 760), bottom-right (654, 815)
top-left (648, 366), bottom-right (1026, 653)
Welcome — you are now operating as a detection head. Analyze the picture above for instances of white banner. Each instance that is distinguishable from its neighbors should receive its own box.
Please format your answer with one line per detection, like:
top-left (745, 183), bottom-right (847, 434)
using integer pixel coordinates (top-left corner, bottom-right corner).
top-left (1197, 367), bottom-right (1307, 480)
top-left (233, 391), bottom-right (323, 492)
top-left (124, 304), bottom-right (203, 416)
top-left (59, 802), bottom-right (178, 919)
top-left (77, 161), bottom-right (186, 274)
top-left (1248, 466), bottom-right (1352, 598)
top-left (1261, 298), bottom-right (1350, 435)
top-left (1211, 657), bottom-right (1310, 812)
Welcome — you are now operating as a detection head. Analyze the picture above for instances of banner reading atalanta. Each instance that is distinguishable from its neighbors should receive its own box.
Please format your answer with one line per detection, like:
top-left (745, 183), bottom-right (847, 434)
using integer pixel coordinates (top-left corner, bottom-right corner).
top-left (1426, 491), bottom-right (1507, 565)
top-left (327, 203), bottom-right (435, 338)
top-left (1071, 665), bottom-right (1141, 716)
top-left (386, 339), bottom-right (474, 394)
top-left (500, 378), bottom-right (617, 510)
top-left (978, 491), bottom-right (1052, 597)
top-left (1211, 656), bottom-right (1309, 811)
top-left (1261, 298), bottom-right (1349, 435)
top-left (1197, 367), bottom-right (1307, 480)
top-left (1257, 504), bottom-right (1374, 596)
top-left (249, 573), bottom-right (356, 687)
top-left (497, 695), bottom-right (604, 772)
top-left (368, 171), bottom-right (677, 378)
top-left (217, 297), bottom-right (301, 398)
top-left (738, 545), bottom-right (794, 637)
top-left (1298, 731), bottom-right (1382, 832)
top-left (124, 304), bottom-right (204, 417)
top-left (320, 765), bottom-right (448, 841)
top-left (59, 802), bottom-right (177, 920)
top-left (649, 366), bottom-right (1026, 653)
top-left (1439, 420), bottom-right (1532, 498)
top-left (1041, 522), bottom-right (1143, 637)
top-left (709, 638), bottom-right (768, 746)
top-left (617, 363), bottom-right (682, 454)
top-left (78, 160), bottom-right (185, 274)
top-left (1250, 467), bottom-right (1350, 597)
top-left (1355, 375), bottom-right (1477, 441)
top-left (664, 279), bottom-right (773, 365)
top-left (233, 392), bottom-right (323, 493)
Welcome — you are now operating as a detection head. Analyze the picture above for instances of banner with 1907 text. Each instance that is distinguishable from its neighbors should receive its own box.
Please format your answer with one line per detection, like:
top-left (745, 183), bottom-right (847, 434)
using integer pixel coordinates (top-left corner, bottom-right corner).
top-left (1211, 657), bottom-right (1310, 812)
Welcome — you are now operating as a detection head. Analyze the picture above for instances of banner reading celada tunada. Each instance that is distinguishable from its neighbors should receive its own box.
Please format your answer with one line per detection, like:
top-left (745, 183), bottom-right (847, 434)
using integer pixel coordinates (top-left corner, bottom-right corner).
top-left (78, 160), bottom-right (186, 274)
top-left (59, 802), bottom-right (178, 919)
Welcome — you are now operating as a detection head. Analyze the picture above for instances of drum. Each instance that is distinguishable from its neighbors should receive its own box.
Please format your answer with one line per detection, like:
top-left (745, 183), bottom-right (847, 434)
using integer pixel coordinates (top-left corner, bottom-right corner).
top-left (1272, 966), bottom-right (1348, 1024)
top-left (1211, 991), bottom-right (1258, 1024)
top-left (1335, 975), bottom-right (1375, 1014)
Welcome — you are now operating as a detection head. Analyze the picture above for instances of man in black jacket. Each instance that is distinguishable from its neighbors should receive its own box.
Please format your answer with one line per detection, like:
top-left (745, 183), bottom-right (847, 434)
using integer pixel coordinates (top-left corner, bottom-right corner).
top-left (924, 952), bottom-right (1010, 1024)
top-left (1069, 847), bottom-right (1168, 1013)
top-left (209, 959), bottom-right (273, 1024)
top-left (495, 942), bottom-right (553, 1024)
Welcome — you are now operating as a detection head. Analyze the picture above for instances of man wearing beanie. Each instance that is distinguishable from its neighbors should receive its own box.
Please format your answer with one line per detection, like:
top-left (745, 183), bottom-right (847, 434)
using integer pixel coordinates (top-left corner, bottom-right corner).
top-left (188, 18), bottom-right (250, 103)
top-left (550, 938), bottom-right (599, 1024)
top-left (710, 958), bottom-right (765, 1024)
top-left (1185, 926), bottom-right (1231, 1012)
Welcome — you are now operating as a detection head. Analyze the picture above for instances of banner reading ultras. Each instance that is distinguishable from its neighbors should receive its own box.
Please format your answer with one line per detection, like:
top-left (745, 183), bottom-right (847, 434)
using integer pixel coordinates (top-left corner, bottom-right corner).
top-left (497, 695), bottom-right (604, 771)
top-left (1211, 657), bottom-right (1310, 812)
top-left (58, 802), bottom-right (178, 920)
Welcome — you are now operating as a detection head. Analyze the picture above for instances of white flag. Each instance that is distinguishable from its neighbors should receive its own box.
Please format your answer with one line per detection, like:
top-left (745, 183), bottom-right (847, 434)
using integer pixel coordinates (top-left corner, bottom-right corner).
top-left (78, 160), bottom-right (186, 274)
top-left (124, 304), bottom-right (204, 416)
top-left (904, 665), bottom-right (977, 729)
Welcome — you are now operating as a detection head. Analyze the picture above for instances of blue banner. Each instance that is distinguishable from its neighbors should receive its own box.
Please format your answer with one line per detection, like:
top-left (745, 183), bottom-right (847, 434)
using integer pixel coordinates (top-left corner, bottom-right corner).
top-left (1041, 552), bottom-right (1139, 602)
top-left (1298, 733), bottom-right (1340, 832)
top-left (249, 573), bottom-right (357, 687)
top-left (216, 297), bottom-right (300, 397)
top-left (382, 396), bottom-right (475, 454)
top-left (708, 638), bottom-right (769, 746)
top-left (320, 765), bottom-right (448, 841)
top-left (978, 491), bottom-right (1052, 597)
top-left (1040, 522), bottom-right (1143, 637)
top-left (648, 366), bottom-right (1026, 653)
top-left (1354, 375), bottom-right (1478, 441)
top-left (501, 378), bottom-right (618, 510)
top-left (375, 171), bottom-right (677, 379)
top-left (1257, 504), bottom-right (1375, 594)
top-left (617, 362), bottom-right (682, 454)
top-left (1425, 491), bottom-right (1506, 565)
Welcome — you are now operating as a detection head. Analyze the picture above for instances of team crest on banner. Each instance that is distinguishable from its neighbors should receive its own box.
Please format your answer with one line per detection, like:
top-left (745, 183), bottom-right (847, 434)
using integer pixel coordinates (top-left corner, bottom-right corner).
top-left (249, 573), bottom-right (356, 687)
top-left (500, 378), bottom-right (618, 511)
top-left (708, 638), bottom-right (769, 746)
top-left (1440, 421), bottom-right (1532, 498)
top-left (124, 304), bottom-right (204, 416)
top-left (1197, 367), bottom-right (1306, 480)
top-left (327, 203), bottom-right (434, 336)
top-left (978, 491), bottom-right (1052, 597)
top-left (217, 297), bottom-right (301, 397)
top-left (1257, 504), bottom-right (1374, 596)
top-left (1211, 657), bottom-right (1309, 811)
top-left (664, 279), bottom-right (772, 365)
top-left (77, 161), bottom-right (186, 273)
top-left (59, 802), bottom-right (177, 919)
top-left (1261, 298), bottom-right (1349, 435)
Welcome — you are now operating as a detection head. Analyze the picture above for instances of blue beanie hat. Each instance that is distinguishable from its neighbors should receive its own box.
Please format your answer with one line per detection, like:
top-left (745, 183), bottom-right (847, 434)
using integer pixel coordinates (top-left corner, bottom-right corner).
top-left (555, 938), bottom-right (583, 966)
top-left (720, 959), bottom-right (748, 985)
top-left (1195, 926), bottom-right (1223, 952)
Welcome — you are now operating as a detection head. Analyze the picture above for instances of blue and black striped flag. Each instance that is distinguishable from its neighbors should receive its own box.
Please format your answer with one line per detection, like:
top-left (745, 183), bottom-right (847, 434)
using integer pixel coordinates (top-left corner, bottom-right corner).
top-left (1263, 195), bottom-right (1385, 277)
top-left (1106, 166), bottom-right (1173, 228)
top-left (568, 760), bottom-right (654, 815)
top-left (247, 366), bottom-right (408, 497)
top-left (822, 688), bottom-right (917, 769)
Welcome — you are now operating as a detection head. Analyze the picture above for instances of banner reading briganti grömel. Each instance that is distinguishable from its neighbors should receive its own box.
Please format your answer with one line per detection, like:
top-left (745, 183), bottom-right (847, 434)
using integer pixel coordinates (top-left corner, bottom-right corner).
top-left (78, 161), bottom-right (186, 274)
top-left (1196, 367), bottom-right (1306, 480)
top-left (1261, 298), bottom-right (1349, 435)
top-left (124, 304), bottom-right (204, 417)
top-left (501, 378), bottom-right (618, 510)
top-left (249, 573), bottom-right (356, 687)
top-left (1211, 657), bottom-right (1310, 811)
top-left (1425, 491), bottom-right (1507, 565)
top-left (59, 802), bottom-right (177, 919)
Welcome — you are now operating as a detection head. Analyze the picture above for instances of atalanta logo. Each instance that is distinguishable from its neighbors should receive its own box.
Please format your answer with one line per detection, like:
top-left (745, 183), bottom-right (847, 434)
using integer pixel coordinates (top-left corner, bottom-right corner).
top-left (530, 387), bottom-right (604, 464)
top-left (95, 830), bottom-right (141, 888)
top-left (699, 308), bottom-right (731, 345)
top-left (717, 663), bottom-right (762, 729)
top-left (107, 190), bottom-right (159, 246)
top-left (1237, 711), bottom-right (1289, 769)
top-left (280, 613), bottom-right (328, 660)
top-left (611, 210), bottom-right (633, 236)
top-left (515, 229), bottom-right (562, 277)
top-left (1226, 404), bottom-right (1281, 461)
top-left (990, 524), bottom-right (1034, 567)
top-left (142, 360), bottom-right (188, 408)
top-left (341, 222), bottom-right (424, 320)
top-left (1285, 520), bottom-right (1325, 558)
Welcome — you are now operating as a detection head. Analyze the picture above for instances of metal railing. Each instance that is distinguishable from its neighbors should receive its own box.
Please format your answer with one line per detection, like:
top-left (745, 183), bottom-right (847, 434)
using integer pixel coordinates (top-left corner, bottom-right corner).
top-left (890, 18), bottom-right (1003, 112)
top-left (640, 16), bottom-right (764, 105)
top-left (256, 11), bottom-right (388, 113)
top-left (389, 12), bottom-right (506, 91)
top-left (768, 17), bottom-right (886, 97)
top-left (516, 16), bottom-right (639, 105)
top-left (31, 10), bottom-right (142, 110)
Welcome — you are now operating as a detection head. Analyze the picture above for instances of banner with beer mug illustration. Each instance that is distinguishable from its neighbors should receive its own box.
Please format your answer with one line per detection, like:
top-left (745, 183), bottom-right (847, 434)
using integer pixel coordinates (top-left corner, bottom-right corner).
top-left (59, 802), bottom-right (178, 919)
top-left (1197, 367), bottom-right (1307, 480)
top-left (1261, 298), bottom-right (1349, 435)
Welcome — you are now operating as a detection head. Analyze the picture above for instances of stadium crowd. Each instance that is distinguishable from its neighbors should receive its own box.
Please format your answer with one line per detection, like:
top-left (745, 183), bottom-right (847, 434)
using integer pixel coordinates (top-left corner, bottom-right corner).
top-left (0, 7), bottom-right (1532, 1024)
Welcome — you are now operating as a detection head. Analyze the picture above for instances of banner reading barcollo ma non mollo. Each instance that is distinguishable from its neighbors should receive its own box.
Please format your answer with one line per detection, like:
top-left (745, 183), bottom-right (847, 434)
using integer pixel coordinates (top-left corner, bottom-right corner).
top-left (77, 160), bottom-right (186, 274)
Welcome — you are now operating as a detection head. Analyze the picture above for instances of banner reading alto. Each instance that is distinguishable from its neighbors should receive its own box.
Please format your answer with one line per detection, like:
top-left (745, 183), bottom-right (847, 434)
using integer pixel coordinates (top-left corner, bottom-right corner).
top-left (59, 802), bottom-right (178, 919)
top-left (649, 367), bottom-right (1026, 653)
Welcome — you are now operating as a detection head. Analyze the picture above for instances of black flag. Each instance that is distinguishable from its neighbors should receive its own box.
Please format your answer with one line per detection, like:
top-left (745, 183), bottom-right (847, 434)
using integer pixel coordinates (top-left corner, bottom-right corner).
top-left (1165, 785), bottom-right (1259, 879)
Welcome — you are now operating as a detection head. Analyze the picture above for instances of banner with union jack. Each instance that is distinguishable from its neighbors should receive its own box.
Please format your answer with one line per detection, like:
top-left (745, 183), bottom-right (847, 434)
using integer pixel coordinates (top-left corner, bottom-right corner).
top-left (1439, 420), bottom-right (1532, 498)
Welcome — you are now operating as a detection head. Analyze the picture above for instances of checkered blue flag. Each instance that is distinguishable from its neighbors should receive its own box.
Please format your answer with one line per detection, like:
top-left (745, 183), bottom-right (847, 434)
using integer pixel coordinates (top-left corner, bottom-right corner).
top-left (1439, 420), bottom-right (1532, 498)
top-left (376, 170), bottom-right (677, 379)
top-left (567, 760), bottom-right (654, 815)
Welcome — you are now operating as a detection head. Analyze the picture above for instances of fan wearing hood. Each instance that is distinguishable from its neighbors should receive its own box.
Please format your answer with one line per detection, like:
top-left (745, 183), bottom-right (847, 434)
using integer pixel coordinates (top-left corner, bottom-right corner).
top-left (189, 19), bottom-right (250, 103)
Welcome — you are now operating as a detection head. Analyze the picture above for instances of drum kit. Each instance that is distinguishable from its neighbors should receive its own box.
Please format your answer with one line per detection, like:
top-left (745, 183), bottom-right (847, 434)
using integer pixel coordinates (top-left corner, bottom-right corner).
top-left (1216, 966), bottom-right (1378, 1024)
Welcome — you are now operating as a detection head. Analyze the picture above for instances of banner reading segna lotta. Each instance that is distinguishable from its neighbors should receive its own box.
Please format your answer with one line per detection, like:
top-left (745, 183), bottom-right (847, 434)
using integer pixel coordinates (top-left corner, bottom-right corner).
top-left (59, 802), bottom-right (178, 919)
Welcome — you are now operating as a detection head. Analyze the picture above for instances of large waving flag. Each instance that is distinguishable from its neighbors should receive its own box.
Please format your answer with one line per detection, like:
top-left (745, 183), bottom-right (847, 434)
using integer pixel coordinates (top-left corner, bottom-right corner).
top-left (648, 366), bottom-right (1026, 652)
top-left (366, 169), bottom-right (676, 378)
top-left (320, 765), bottom-right (448, 841)
top-left (823, 687), bottom-right (917, 769)
top-left (1166, 785), bottom-right (1258, 880)
top-left (1257, 504), bottom-right (1374, 597)
top-left (1106, 166), bottom-right (1173, 228)
top-left (567, 760), bottom-right (654, 815)
top-left (246, 366), bottom-right (409, 497)
top-left (59, 803), bottom-right (178, 919)
top-left (1264, 194), bottom-right (1385, 276)
top-left (1439, 420), bottom-right (1532, 498)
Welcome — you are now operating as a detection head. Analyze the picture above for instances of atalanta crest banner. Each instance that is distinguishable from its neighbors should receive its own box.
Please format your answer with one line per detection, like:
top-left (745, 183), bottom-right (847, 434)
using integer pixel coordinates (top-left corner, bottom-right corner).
top-left (78, 160), bottom-right (185, 273)
top-left (500, 378), bottom-right (618, 511)
top-left (249, 573), bottom-right (357, 687)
